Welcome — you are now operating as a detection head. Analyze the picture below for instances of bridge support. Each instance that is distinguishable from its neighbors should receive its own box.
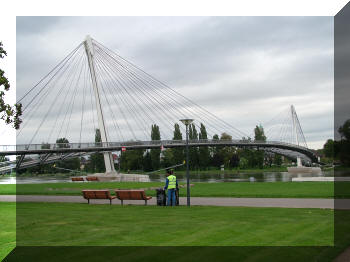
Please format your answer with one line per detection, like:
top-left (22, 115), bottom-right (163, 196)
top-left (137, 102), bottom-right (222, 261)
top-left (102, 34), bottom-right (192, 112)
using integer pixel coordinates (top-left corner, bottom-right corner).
top-left (84, 35), bottom-right (115, 173)
top-left (297, 157), bottom-right (302, 167)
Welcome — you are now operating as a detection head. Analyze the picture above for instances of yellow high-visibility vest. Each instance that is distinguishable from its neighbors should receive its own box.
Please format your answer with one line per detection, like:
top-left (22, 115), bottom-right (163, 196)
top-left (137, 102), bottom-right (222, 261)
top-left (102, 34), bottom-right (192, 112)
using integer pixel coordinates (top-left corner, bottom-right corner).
top-left (168, 175), bottom-right (177, 189)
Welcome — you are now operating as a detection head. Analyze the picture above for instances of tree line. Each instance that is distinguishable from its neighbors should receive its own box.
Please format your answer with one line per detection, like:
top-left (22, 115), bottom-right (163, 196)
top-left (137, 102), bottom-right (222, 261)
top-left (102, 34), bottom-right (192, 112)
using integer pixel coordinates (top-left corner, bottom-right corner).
top-left (322, 119), bottom-right (350, 166)
top-left (90, 123), bottom-right (283, 173)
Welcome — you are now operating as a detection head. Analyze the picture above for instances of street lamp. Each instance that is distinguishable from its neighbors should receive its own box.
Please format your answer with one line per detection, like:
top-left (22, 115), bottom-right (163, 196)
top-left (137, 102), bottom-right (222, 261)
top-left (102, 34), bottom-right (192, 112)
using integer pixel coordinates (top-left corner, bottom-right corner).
top-left (180, 118), bottom-right (194, 206)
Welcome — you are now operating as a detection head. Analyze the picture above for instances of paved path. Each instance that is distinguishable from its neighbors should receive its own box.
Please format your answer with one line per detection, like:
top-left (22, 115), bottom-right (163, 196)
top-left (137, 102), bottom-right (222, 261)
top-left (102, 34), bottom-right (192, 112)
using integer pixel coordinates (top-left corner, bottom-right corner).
top-left (334, 247), bottom-right (350, 262)
top-left (1, 195), bottom-right (350, 209)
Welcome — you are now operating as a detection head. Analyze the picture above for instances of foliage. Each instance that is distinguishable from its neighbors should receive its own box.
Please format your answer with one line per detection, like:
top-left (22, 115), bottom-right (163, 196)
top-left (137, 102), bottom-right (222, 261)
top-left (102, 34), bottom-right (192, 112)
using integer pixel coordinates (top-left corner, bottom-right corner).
top-left (150, 124), bottom-right (161, 170)
top-left (0, 155), bottom-right (9, 162)
top-left (323, 139), bottom-right (334, 158)
top-left (211, 133), bottom-right (222, 167)
top-left (86, 129), bottom-right (105, 173)
top-left (0, 42), bottom-right (22, 129)
top-left (229, 153), bottom-right (240, 168)
top-left (41, 143), bottom-right (50, 149)
top-left (56, 137), bottom-right (70, 148)
top-left (172, 123), bottom-right (184, 166)
top-left (142, 151), bottom-right (152, 172)
top-left (254, 125), bottom-right (267, 141)
top-left (324, 119), bottom-right (350, 166)
top-left (239, 157), bottom-right (249, 169)
top-left (161, 148), bottom-right (175, 168)
top-left (189, 123), bottom-right (199, 169)
top-left (338, 119), bottom-right (350, 140)
top-left (273, 154), bottom-right (283, 166)
top-left (198, 123), bottom-right (210, 169)
top-left (240, 149), bottom-right (264, 169)
top-left (120, 148), bottom-right (144, 171)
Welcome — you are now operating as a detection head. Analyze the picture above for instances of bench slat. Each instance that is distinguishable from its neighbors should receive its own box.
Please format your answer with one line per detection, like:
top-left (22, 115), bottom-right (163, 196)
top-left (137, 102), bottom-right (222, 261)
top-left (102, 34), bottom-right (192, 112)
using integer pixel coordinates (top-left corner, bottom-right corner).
top-left (115, 190), bottom-right (152, 201)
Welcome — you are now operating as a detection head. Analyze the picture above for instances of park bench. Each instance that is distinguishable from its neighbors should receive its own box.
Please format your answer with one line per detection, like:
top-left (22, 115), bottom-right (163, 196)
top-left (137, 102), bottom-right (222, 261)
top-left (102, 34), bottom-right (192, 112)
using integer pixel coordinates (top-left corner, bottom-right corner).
top-left (115, 189), bottom-right (152, 205)
top-left (72, 177), bottom-right (84, 182)
top-left (82, 190), bottom-right (116, 204)
top-left (86, 176), bottom-right (99, 181)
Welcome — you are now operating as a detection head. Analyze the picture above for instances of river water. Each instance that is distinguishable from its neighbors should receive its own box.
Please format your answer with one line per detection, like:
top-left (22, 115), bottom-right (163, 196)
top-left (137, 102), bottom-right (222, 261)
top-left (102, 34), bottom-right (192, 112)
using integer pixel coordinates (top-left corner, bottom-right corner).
top-left (0, 170), bottom-right (342, 184)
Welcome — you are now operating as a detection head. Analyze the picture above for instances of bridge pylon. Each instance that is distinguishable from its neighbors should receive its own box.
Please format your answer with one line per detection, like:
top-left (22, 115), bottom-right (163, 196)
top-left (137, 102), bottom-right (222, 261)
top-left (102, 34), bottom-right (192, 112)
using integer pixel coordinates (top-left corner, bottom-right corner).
top-left (84, 35), bottom-right (115, 173)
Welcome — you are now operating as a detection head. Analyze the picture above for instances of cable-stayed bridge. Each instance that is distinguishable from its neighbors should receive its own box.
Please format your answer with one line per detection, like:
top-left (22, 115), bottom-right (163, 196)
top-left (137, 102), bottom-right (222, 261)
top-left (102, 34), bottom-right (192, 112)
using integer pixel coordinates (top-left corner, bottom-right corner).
top-left (0, 36), bottom-right (318, 173)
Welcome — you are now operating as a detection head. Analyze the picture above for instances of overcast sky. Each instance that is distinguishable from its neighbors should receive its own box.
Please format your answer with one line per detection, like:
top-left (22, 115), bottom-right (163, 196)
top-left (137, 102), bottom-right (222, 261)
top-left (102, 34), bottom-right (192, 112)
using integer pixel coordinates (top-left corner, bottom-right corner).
top-left (15, 16), bottom-right (333, 149)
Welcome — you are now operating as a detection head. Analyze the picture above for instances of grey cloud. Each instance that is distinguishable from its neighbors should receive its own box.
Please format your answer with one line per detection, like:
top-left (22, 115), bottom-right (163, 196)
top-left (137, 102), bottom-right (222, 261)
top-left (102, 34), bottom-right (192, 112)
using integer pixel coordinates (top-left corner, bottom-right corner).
top-left (16, 16), bottom-right (333, 149)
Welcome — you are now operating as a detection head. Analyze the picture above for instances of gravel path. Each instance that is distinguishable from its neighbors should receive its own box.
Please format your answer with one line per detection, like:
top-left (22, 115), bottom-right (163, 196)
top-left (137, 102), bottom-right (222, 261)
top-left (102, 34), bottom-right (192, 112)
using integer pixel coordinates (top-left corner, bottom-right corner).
top-left (1, 195), bottom-right (350, 209)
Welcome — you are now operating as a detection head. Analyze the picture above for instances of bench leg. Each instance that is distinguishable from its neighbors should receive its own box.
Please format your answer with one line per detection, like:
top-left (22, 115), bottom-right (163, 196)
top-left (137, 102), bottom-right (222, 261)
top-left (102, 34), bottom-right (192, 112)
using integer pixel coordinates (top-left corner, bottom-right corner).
top-left (110, 199), bottom-right (112, 205)
top-left (88, 199), bottom-right (90, 204)
top-left (145, 200), bottom-right (147, 206)
top-left (121, 200), bottom-right (123, 206)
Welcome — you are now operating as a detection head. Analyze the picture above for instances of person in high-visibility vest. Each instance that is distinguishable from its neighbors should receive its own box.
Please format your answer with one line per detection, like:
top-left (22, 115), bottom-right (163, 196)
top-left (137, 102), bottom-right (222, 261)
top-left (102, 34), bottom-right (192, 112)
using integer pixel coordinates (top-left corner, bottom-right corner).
top-left (164, 169), bottom-right (178, 206)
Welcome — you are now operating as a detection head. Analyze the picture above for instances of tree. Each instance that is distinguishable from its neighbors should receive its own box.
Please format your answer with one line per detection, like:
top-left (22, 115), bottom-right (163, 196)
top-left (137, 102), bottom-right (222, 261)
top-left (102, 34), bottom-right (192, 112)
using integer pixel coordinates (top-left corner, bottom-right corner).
top-left (254, 125), bottom-right (267, 141)
top-left (323, 139), bottom-right (334, 158)
top-left (220, 133), bottom-right (235, 168)
top-left (337, 119), bottom-right (350, 166)
top-left (52, 138), bottom-right (81, 173)
top-left (0, 155), bottom-right (9, 162)
top-left (41, 142), bottom-right (50, 149)
top-left (198, 123), bottom-right (210, 169)
top-left (150, 124), bottom-right (161, 170)
top-left (338, 120), bottom-right (350, 141)
top-left (121, 148), bottom-right (144, 171)
top-left (87, 129), bottom-right (105, 173)
top-left (253, 125), bottom-right (266, 168)
top-left (0, 42), bottom-right (22, 129)
top-left (211, 134), bottom-right (223, 167)
top-left (172, 123), bottom-right (184, 166)
top-left (189, 124), bottom-right (199, 170)
top-left (239, 157), bottom-right (249, 169)
top-left (56, 137), bottom-right (70, 148)
top-left (161, 149), bottom-right (175, 168)
top-left (142, 151), bottom-right (153, 172)
top-left (273, 154), bottom-right (282, 166)
top-left (229, 153), bottom-right (240, 168)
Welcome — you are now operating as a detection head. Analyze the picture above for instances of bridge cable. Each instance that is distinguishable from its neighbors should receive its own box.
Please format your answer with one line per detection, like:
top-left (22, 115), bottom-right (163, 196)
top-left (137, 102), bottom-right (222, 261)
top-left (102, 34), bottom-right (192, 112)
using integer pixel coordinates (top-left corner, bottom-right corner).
top-left (93, 39), bottom-right (249, 139)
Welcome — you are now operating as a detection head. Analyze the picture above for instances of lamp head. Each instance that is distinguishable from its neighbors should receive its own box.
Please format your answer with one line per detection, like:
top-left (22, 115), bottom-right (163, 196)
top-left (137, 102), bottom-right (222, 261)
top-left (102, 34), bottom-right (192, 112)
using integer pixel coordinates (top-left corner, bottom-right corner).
top-left (180, 119), bottom-right (194, 126)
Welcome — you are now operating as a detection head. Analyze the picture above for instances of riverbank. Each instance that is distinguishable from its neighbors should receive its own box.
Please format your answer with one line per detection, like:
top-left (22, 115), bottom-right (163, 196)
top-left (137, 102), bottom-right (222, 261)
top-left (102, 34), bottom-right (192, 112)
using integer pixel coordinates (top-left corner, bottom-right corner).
top-left (1, 181), bottom-right (347, 198)
top-left (13, 167), bottom-right (290, 177)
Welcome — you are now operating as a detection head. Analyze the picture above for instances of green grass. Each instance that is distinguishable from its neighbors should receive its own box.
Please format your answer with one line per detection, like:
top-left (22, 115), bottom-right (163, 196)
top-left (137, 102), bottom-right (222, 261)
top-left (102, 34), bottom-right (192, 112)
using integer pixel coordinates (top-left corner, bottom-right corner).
top-left (3, 202), bottom-right (350, 261)
top-left (143, 166), bottom-right (289, 175)
top-left (0, 202), bottom-right (15, 261)
top-left (15, 202), bottom-right (333, 246)
top-left (2, 181), bottom-right (345, 198)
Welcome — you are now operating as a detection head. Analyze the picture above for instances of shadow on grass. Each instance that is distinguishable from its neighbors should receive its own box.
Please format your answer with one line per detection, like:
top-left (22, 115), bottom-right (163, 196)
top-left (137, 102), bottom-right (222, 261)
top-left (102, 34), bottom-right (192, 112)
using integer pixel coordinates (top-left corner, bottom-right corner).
top-left (3, 246), bottom-right (345, 262)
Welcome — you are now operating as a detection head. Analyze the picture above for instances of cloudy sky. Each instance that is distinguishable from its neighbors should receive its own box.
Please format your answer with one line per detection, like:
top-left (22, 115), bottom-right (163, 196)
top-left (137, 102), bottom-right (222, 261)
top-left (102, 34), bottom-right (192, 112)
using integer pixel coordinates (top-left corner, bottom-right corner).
top-left (15, 16), bottom-right (333, 149)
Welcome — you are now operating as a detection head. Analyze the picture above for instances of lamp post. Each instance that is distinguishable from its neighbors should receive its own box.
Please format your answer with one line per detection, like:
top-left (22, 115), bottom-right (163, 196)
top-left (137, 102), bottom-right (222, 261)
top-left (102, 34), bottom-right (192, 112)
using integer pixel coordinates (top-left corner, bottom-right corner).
top-left (180, 118), bottom-right (194, 206)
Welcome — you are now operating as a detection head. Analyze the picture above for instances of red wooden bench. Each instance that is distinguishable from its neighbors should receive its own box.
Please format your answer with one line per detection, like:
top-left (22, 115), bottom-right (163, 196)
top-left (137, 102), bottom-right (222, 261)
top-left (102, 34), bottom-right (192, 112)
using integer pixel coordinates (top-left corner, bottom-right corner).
top-left (86, 176), bottom-right (99, 181)
top-left (82, 190), bottom-right (116, 204)
top-left (72, 177), bottom-right (84, 182)
top-left (115, 190), bottom-right (152, 205)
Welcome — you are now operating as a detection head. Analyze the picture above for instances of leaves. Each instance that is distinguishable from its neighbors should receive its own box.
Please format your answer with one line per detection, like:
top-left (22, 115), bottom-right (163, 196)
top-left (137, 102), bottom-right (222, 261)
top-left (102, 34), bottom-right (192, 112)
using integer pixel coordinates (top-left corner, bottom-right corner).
top-left (0, 41), bottom-right (22, 129)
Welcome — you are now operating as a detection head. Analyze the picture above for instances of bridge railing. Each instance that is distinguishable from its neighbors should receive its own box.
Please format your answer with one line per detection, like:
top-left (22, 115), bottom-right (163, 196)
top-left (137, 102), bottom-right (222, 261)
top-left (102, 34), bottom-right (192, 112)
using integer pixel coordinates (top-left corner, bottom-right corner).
top-left (0, 139), bottom-right (312, 154)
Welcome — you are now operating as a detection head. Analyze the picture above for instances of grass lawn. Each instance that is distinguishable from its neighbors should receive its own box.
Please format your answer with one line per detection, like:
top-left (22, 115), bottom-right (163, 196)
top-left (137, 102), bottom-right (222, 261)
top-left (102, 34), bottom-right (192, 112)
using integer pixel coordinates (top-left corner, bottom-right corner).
top-left (0, 202), bottom-right (15, 261)
top-left (142, 166), bottom-right (289, 175)
top-left (15, 202), bottom-right (333, 246)
top-left (1, 181), bottom-right (345, 198)
top-left (2, 202), bottom-right (350, 261)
